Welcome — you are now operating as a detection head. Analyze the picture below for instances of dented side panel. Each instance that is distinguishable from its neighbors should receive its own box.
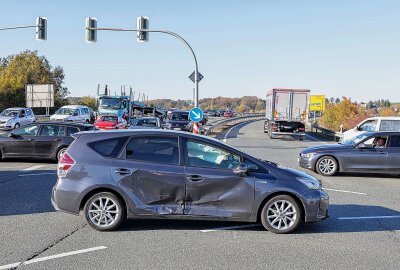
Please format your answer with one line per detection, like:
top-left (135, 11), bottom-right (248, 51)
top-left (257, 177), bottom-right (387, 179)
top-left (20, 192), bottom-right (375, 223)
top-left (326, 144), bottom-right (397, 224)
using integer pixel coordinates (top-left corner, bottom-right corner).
top-left (184, 166), bottom-right (255, 219)
top-left (111, 159), bottom-right (186, 215)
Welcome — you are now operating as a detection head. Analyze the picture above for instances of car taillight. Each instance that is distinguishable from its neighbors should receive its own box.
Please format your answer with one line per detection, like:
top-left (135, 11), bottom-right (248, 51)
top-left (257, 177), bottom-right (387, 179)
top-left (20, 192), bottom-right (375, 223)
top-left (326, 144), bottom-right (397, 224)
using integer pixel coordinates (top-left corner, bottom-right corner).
top-left (58, 152), bottom-right (75, 177)
top-left (271, 124), bottom-right (278, 131)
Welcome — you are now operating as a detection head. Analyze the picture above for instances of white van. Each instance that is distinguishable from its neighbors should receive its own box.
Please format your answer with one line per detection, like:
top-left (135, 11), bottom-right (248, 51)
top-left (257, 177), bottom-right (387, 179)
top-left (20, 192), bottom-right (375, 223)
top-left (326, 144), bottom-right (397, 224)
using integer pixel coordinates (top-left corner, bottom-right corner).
top-left (50, 105), bottom-right (91, 123)
top-left (342, 117), bottom-right (400, 142)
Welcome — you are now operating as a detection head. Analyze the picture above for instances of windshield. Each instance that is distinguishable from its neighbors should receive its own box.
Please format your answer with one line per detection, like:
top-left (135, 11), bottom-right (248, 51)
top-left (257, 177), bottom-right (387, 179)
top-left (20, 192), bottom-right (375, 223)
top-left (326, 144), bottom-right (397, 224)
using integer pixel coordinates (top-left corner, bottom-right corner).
top-left (0, 109), bottom-right (19, 117)
top-left (171, 112), bottom-right (189, 121)
top-left (100, 116), bottom-right (118, 122)
top-left (55, 108), bottom-right (74, 115)
top-left (132, 118), bottom-right (158, 127)
top-left (343, 133), bottom-right (371, 145)
top-left (99, 98), bottom-right (121, 109)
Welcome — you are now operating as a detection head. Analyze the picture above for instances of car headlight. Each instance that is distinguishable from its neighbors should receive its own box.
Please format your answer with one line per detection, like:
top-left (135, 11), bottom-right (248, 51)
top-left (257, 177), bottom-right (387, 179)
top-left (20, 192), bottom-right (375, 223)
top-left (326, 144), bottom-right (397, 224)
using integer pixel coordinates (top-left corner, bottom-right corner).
top-left (296, 177), bottom-right (321, 190)
top-left (301, 153), bottom-right (314, 159)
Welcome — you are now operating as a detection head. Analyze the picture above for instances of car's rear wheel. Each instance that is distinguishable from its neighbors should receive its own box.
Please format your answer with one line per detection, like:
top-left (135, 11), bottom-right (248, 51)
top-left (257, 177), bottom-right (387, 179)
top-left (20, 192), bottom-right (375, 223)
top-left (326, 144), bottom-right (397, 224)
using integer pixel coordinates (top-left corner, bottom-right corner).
top-left (83, 192), bottom-right (125, 231)
top-left (56, 147), bottom-right (68, 161)
top-left (261, 195), bottom-right (302, 234)
top-left (316, 156), bottom-right (338, 176)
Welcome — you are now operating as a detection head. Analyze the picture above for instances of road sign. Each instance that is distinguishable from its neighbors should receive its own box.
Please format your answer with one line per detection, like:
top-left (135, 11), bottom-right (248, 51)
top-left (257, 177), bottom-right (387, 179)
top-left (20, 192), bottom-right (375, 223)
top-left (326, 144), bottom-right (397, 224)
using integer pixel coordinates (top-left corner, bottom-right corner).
top-left (310, 95), bottom-right (326, 111)
top-left (189, 107), bottom-right (203, 122)
top-left (189, 71), bottom-right (203, 83)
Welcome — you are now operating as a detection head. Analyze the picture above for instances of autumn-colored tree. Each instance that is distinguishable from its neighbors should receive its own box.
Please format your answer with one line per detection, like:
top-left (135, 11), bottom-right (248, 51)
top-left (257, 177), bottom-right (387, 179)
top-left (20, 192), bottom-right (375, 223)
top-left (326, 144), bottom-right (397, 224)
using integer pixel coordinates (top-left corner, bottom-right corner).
top-left (82, 96), bottom-right (97, 110)
top-left (319, 97), bottom-right (369, 131)
top-left (379, 107), bottom-right (397, 117)
top-left (0, 50), bottom-right (69, 112)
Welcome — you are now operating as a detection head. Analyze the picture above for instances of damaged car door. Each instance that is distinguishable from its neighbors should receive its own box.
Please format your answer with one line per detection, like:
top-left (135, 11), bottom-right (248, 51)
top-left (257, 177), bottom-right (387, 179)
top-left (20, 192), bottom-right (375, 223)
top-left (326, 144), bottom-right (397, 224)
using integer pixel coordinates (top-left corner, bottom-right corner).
top-left (111, 135), bottom-right (186, 215)
top-left (183, 138), bottom-right (254, 219)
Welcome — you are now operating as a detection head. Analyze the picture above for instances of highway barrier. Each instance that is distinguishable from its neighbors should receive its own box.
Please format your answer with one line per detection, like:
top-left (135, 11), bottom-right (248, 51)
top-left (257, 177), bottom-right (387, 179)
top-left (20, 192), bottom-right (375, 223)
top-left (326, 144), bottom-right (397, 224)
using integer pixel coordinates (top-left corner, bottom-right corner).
top-left (205, 114), bottom-right (265, 137)
top-left (310, 124), bottom-right (343, 141)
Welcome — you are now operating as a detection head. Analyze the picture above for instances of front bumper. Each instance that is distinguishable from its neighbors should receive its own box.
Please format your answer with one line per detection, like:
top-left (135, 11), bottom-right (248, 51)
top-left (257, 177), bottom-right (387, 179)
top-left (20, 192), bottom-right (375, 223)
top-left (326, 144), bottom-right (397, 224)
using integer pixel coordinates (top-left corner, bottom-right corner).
top-left (303, 189), bottom-right (329, 222)
top-left (298, 154), bottom-right (319, 170)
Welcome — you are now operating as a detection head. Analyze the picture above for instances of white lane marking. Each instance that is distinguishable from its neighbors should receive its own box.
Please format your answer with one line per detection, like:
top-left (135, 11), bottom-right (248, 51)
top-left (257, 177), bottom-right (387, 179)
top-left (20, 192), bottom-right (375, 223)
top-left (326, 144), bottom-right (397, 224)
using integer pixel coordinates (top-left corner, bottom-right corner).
top-left (337, 215), bottom-right (400, 220)
top-left (22, 165), bottom-right (46, 171)
top-left (18, 172), bottom-right (57, 177)
top-left (201, 224), bottom-right (261, 233)
top-left (0, 246), bottom-right (108, 270)
top-left (222, 122), bottom-right (248, 143)
top-left (324, 188), bottom-right (367, 195)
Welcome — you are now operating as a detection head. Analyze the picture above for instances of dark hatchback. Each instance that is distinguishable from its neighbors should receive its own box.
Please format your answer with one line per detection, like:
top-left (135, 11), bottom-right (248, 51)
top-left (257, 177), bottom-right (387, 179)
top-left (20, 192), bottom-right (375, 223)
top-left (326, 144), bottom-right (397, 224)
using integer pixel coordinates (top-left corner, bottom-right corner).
top-left (165, 110), bottom-right (190, 131)
top-left (299, 132), bottom-right (400, 176)
top-left (52, 129), bottom-right (329, 234)
top-left (0, 122), bottom-right (94, 161)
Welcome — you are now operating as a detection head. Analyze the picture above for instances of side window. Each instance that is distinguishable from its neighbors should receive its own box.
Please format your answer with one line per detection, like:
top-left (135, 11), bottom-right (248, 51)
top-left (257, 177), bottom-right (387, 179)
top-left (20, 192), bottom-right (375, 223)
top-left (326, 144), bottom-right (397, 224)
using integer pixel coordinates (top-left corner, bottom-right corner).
top-left (13, 125), bottom-right (39, 136)
top-left (380, 120), bottom-right (400, 132)
top-left (88, 137), bottom-right (128, 158)
top-left (371, 136), bottom-right (388, 148)
top-left (58, 126), bottom-right (66, 136)
top-left (19, 110), bottom-right (25, 117)
top-left (389, 136), bottom-right (400, 148)
top-left (73, 109), bottom-right (79, 116)
top-left (186, 140), bottom-right (240, 169)
top-left (126, 137), bottom-right (179, 165)
top-left (26, 110), bottom-right (32, 116)
top-left (359, 120), bottom-right (378, 132)
top-left (80, 108), bottom-right (85, 115)
top-left (67, 127), bottom-right (80, 136)
top-left (41, 125), bottom-right (62, 136)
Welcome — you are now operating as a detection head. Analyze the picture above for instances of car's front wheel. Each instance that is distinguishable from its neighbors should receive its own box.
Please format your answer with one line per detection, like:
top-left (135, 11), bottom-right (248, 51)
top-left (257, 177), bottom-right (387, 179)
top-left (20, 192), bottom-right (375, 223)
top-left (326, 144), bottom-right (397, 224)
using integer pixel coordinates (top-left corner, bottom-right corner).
top-left (14, 123), bottom-right (20, 129)
top-left (261, 195), bottom-right (302, 234)
top-left (316, 156), bottom-right (338, 176)
top-left (83, 192), bottom-right (125, 231)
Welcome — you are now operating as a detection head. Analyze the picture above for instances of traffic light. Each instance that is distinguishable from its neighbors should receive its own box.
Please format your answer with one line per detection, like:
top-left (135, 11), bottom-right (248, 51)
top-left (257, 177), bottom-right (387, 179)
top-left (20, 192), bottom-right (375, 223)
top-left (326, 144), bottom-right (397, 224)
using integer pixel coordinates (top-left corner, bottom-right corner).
top-left (36, 17), bottom-right (47, 41)
top-left (85, 17), bottom-right (97, 43)
top-left (137, 16), bottom-right (149, 42)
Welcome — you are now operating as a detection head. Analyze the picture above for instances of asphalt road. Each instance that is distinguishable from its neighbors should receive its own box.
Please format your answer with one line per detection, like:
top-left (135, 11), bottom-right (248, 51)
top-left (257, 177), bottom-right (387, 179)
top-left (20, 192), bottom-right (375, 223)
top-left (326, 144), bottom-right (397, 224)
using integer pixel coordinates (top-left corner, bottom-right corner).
top-left (0, 120), bottom-right (399, 270)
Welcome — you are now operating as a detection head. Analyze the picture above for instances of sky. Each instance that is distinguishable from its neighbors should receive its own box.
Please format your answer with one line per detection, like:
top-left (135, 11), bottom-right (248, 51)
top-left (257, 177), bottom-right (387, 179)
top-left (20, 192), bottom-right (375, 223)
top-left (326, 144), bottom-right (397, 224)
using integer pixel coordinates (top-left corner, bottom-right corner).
top-left (0, 0), bottom-right (399, 102)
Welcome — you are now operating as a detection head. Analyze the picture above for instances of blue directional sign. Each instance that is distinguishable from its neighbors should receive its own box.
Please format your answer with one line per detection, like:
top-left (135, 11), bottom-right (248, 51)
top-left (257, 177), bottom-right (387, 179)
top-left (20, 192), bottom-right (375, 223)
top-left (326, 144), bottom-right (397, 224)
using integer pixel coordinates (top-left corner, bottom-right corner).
top-left (189, 107), bottom-right (203, 122)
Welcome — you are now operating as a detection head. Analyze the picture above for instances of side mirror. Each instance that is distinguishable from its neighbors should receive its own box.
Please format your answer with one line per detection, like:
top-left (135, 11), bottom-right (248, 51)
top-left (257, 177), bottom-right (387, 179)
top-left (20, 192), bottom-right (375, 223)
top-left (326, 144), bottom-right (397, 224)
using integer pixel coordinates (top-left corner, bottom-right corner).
top-left (8, 132), bottom-right (17, 138)
top-left (233, 163), bottom-right (249, 175)
top-left (355, 126), bottom-right (360, 131)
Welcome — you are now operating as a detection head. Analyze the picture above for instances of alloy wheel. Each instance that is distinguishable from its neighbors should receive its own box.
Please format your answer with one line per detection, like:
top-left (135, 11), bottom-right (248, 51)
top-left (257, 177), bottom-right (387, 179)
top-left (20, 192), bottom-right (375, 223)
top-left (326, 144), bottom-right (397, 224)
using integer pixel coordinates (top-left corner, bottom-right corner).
top-left (87, 196), bottom-right (120, 228)
top-left (266, 200), bottom-right (297, 231)
top-left (318, 158), bottom-right (336, 175)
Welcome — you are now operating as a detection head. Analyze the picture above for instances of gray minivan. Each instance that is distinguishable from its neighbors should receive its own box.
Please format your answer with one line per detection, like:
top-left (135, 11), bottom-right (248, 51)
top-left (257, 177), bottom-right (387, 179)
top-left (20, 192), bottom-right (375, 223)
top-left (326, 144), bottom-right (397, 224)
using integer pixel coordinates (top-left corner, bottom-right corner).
top-left (52, 130), bottom-right (329, 234)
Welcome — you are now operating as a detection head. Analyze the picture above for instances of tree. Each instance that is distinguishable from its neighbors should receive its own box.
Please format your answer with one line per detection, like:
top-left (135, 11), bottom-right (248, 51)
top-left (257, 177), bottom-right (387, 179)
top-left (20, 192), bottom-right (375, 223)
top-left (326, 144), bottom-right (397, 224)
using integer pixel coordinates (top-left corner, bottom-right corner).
top-left (380, 108), bottom-right (396, 117)
top-left (82, 96), bottom-right (97, 110)
top-left (0, 50), bottom-right (69, 112)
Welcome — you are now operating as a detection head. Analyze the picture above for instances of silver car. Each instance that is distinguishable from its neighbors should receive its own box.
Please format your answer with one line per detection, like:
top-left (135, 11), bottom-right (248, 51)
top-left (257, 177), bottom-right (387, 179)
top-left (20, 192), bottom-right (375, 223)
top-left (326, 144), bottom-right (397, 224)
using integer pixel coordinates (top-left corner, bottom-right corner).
top-left (0, 108), bottom-right (36, 130)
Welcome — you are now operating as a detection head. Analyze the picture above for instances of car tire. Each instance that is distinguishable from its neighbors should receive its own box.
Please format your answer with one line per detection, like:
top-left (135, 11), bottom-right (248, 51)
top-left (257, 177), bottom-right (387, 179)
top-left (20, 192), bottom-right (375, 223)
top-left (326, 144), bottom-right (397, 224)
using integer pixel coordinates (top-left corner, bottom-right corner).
top-left (261, 195), bottom-right (302, 234)
top-left (316, 156), bottom-right (338, 176)
top-left (14, 123), bottom-right (20, 129)
top-left (83, 192), bottom-right (125, 231)
top-left (56, 147), bottom-right (68, 161)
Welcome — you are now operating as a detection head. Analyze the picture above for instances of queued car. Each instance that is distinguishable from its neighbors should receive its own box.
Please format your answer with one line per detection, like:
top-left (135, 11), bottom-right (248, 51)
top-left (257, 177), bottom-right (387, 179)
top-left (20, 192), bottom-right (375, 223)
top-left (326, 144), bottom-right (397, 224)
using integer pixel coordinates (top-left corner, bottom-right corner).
top-left (50, 105), bottom-right (92, 123)
top-left (299, 132), bottom-right (400, 176)
top-left (341, 117), bottom-right (400, 142)
top-left (130, 117), bottom-right (161, 129)
top-left (52, 129), bottom-right (329, 234)
top-left (224, 110), bottom-right (235, 118)
top-left (95, 115), bottom-right (127, 130)
top-left (165, 110), bottom-right (190, 131)
top-left (0, 122), bottom-right (94, 161)
top-left (0, 108), bottom-right (36, 130)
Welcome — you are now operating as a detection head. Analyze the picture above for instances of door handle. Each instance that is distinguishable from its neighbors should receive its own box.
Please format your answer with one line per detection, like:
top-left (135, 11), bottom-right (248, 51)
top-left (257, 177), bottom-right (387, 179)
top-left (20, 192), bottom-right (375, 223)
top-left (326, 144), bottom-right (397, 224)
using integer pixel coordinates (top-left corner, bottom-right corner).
top-left (114, 168), bottom-right (132, 175)
top-left (54, 138), bottom-right (62, 141)
top-left (187, 175), bottom-right (204, 182)
top-left (28, 138), bottom-right (35, 141)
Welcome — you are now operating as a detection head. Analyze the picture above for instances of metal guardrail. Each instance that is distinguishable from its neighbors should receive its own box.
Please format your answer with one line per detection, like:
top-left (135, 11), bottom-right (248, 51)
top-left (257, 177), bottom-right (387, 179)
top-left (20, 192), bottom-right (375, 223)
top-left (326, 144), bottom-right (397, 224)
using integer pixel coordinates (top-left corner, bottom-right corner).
top-left (205, 114), bottom-right (266, 137)
top-left (310, 124), bottom-right (343, 141)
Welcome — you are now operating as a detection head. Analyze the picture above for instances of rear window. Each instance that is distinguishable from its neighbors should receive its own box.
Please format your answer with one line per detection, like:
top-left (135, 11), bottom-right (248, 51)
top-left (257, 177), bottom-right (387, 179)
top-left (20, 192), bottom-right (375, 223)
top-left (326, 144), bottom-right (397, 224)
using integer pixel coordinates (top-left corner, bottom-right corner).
top-left (380, 120), bottom-right (400, 131)
top-left (389, 135), bottom-right (400, 148)
top-left (125, 136), bottom-right (179, 165)
top-left (67, 127), bottom-right (80, 136)
top-left (171, 112), bottom-right (189, 121)
top-left (88, 137), bottom-right (128, 158)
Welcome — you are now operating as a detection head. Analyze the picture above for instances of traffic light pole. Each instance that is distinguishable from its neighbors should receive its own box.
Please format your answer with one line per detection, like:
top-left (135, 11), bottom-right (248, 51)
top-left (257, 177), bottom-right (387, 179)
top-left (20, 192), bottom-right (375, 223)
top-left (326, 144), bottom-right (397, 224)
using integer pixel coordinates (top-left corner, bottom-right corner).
top-left (86, 27), bottom-right (200, 108)
top-left (0, 25), bottom-right (36, 31)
